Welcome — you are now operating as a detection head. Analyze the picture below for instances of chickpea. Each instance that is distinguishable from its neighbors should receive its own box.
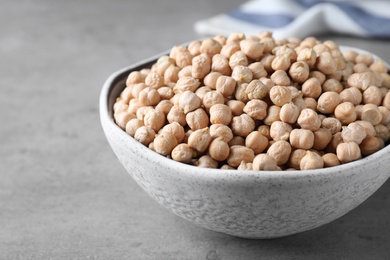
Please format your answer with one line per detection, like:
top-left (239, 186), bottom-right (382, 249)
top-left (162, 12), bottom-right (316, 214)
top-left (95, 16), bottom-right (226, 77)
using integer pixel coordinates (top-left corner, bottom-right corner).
top-left (114, 110), bottom-right (136, 130)
top-left (208, 137), bottom-right (230, 161)
top-left (316, 52), bottom-right (337, 75)
top-left (322, 78), bottom-right (343, 93)
top-left (178, 65), bottom-right (192, 78)
top-left (203, 72), bottom-right (222, 90)
top-left (347, 72), bottom-right (376, 91)
top-left (303, 97), bottom-right (318, 111)
top-left (355, 120), bottom-right (376, 136)
top-left (361, 104), bottom-right (383, 126)
top-left (175, 76), bottom-right (201, 93)
top-left (362, 86), bottom-right (382, 105)
top-left (253, 154), bottom-right (278, 171)
top-left (374, 124), bottom-right (390, 142)
top-left (126, 118), bottom-right (144, 137)
top-left (195, 155), bottom-right (218, 168)
top-left (289, 61), bottom-right (310, 83)
top-left (343, 50), bottom-right (358, 62)
top-left (341, 122), bottom-right (367, 144)
top-left (248, 62), bottom-right (267, 79)
top-left (155, 56), bottom-right (175, 76)
top-left (186, 108), bottom-right (209, 131)
top-left (231, 65), bottom-right (253, 84)
top-left (353, 63), bottom-right (369, 73)
top-left (216, 75), bottom-right (237, 97)
top-left (300, 151), bottom-right (324, 170)
top-left (271, 54), bottom-right (291, 71)
top-left (221, 164), bottom-right (235, 170)
top-left (227, 145), bottom-right (255, 167)
top-left (138, 88), bottom-right (161, 106)
top-left (240, 39), bottom-right (264, 60)
top-left (297, 47), bottom-right (317, 67)
top-left (234, 83), bottom-right (249, 103)
top-left (270, 70), bottom-right (291, 86)
top-left (355, 53), bottom-right (374, 66)
top-left (260, 54), bottom-right (276, 73)
top-left (259, 77), bottom-right (275, 91)
top-left (288, 149), bottom-right (307, 170)
top-left (267, 140), bottom-right (292, 165)
top-left (145, 71), bottom-right (164, 89)
top-left (379, 106), bottom-right (390, 125)
top-left (339, 87), bottom-right (362, 105)
top-left (119, 86), bottom-right (133, 103)
top-left (270, 121), bottom-right (292, 141)
top-left (132, 83), bottom-right (148, 99)
top-left (171, 144), bottom-right (196, 163)
top-left (322, 153), bottom-right (341, 168)
top-left (209, 104), bottom-right (232, 125)
top-left (209, 124), bottom-right (233, 142)
top-left (202, 91), bottom-right (224, 111)
top-left (126, 71), bottom-right (146, 86)
top-left (128, 99), bottom-right (141, 114)
top-left (229, 51), bottom-right (249, 69)
top-left (157, 86), bottom-right (174, 100)
top-left (317, 91), bottom-right (340, 114)
top-left (278, 103), bottom-right (299, 124)
top-left (211, 54), bottom-right (231, 76)
top-left (290, 129), bottom-right (314, 150)
top-left (263, 105), bottom-right (281, 126)
top-left (195, 86), bottom-right (212, 101)
top-left (245, 131), bottom-right (269, 154)
top-left (136, 106), bottom-right (154, 121)
top-left (200, 38), bottom-right (222, 57)
top-left (220, 41), bottom-right (240, 58)
top-left (360, 136), bottom-right (385, 156)
top-left (269, 86), bottom-right (292, 106)
top-left (226, 100), bottom-right (245, 116)
top-left (260, 37), bottom-right (276, 54)
top-left (334, 102), bottom-right (357, 124)
top-left (313, 128), bottom-right (332, 150)
top-left (336, 142), bottom-right (361, 163)
top-left (231, 114), bottom-right (255, 137)
top-left (187, 40), bottom-right (201, 56)
top-left (258, 125), bottom-right (272, 140)
top-left (227, 32), bottom-right (245, 43)
top-left (228, 136), bottom-right (245, 147)
top-left (297, 108), bottom-right (321, 131)
top-left (161, 122), bottom-right (185, 143)
top-left (187, 128), bottom-right (211, 153)
top-left (179, 90), bottom-right (201, 114)
top-left (245, 80), bottom-right (268, 100)
top-left (310, 70), bottom-right (326, 85)
top-left (322, 117), bottom-right (342, 134)
top-left (292, 97), bottom-right (307, 112)
top-left (134, 126), bottom-right (156, 146)
top-left (302, 78), bottom-right (322, 99)
top-left (243, 99), bottom-right (268, 120)
top-left (237, 161), bottom-right (253, 171)
top-left (383, 91), bottom-right (390, 110)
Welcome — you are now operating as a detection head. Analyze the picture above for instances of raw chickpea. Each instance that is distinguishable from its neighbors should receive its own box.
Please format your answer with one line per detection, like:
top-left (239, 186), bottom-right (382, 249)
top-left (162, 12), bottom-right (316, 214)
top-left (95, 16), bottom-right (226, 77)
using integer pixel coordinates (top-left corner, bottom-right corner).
top-left (187, 128), bottom-right (211, 153)
top-left (266, 140), bottom-right (292, 165)
top-left (228, 136), bottom-right (245, 147)
top-left (313, 128), bottom-right (332, 150)
top-left (186, 108), bottom-right (209, 130)
top-left (260, 54), bottom-right (276, 73)
top-left (171, 143), bottom-right (196, 163)
top-left (231, 65), bottom-right (253, 84)
top-left (269, 86), bottom-right (292, 106)
top-left (167, 105), bottom-right (186, 126)
top-left (302, 78), bottom-right (322, 99)
top-left (258, 125), bottom-right (271, 140)
top-left (355, 53), bottom-right (374, 66)
top-left (132, 83), bottom-right (148, 99)
top-left (227, 32), bottom-right (245, 43)
top-left (227, 145), bottom-right (255, 168)
top-left (216, 75), bottom-right (237, 97)
top-left (341, 122), bottom-right (367, 144)
top-left (126, 118), bottom-right (144, 137)
top-left (128, 99), bottom-right (141, 114)
top-left (297, 47), bottom-right (317, 67)
top-left (220, 41), bottom-right (240, 58)
top-left (231, 114), bottom-right (255, 137)
top-left (374, 124), bottom-right (390, 142)
top-left (237, 161), bottom-right (253, 171)
top-left (379, 106), bottom-right (390, 125)
top-left (226, 100), bottom-right (245, 116)
top-left (290, 129), bottom-right (314, 150)
top-left (292, 97), bottom-right (307, 112)
top-left (363, 86), bottom-right (382, 105)
top-left (208, 137), bottom-right (230, 161)
top-left (253, 154), bottom-right (278, 170)
top-left (138, 88), bottom-right (161, 106)
top-left (202, 90), bottom-right (225, 111)
top-left (136, 106), bottom-right (154, 121)
top-left (322, 78), bottom-right (343, 93)
top-left (209, 124), bottom-right (234, 142)
top-left (361, 104), bottom-right (382, 125)
top-left (134, 126), bottom-right (156, 146)
top-left (326, 132), bottom-right (343, 154)
top-left (245, 79), bottom-right (268, 100)
top-left (187, 40), bottom-right (201, 56)
top-left (339, 87), bottom-right (362, 105)
top-left (240, 39), bottom-right (264, 60)
top-left (245, 131), bottom-right (268, 154)
top-left (234, 83), bottom-right (249, 103)
top-left (304, 97), bottom-right (318, 111)
top-left (195, 155), bottom-right (218, 168)
top-left (161, 122), bottom-right (185, 143)
top-left (248, 62), bottom-right (267, 79)
top-left (195, 86), bottom-right (212, 101)
top-left (200, 38), bottom-right (222, 57)
top-left (355, 120), bottom-right (376, 136)
top-left (313, 43), bottom-right (330, 55)
top-left (270, 121), bottom-right (292, 141)
top-left (383, 92), bottom-right (390, 110)
top-left (309, 70), bottom-right (326, 85)
top-left (192, 53), bottom-right (211, 79)
top-left (271, 54), bottom-right (291, 71)
top-left (317, 91), bottom-right (340, 114)
top-left (143, 109), bottom-right (166, 132)
top-left (289, 61), bottom-right (310, 83)
top-left (114, 110), bottom-right (136, 130)
top-left (179, 90), bottom-right (201, 114)
top-left (221, 164), bottom-right (235, 170)
top-left (300, 151), bottom-right (324, 170)
top-left (370, 59), bottom-right (388, 73)
top-left (145, 71), bottom-right (164, 89)
top-left (322, 117), bottom-right (342, 134)
top-left (343, 50), bottom-right (358, 62)
top-left (259, 77), bottom-right (275, 91)
top-left (157, 86), bottom-right (174, 100)
top-left (126, 71), bottom-right (146, 85)
top-left (353, 63), bottom-right (369, 73)
top-left (119, 86), bottom-right (133, 103)
top-left (334, 102), bottom-right (357, 124)
top-left (280, 103), bottom-right (300, 123)
top-left (263, 105), bottom-right (281, 126)
top-left (347, 72), bottom-right (376, 91)
top-left (316, 52), bottom-right (337, 75)
top-left (297, 108), bottom-right (321, 131)
top-left (178, 65), bottom-right (192, 78)
top-left (270, 70), bottom-right (291, 86)
top-left (209, 104), bottom-right (232, 125)
top-left (260, 37), bottom-right (276, 54)
top-left (288, 149), bottom-right (307, 170)
top-left (155, 56), bottom-right (175, 76)
top-left (336, 142), bottom-right (361, 163)
top-left (211, 54), bottom-right (231, 76)
top-left (322, 153), bottom-right (341, 168)
top-left (175, 76), bottom-right (201, 93)
top-left (243, 99), bottom-right (268, 120)
top-left (360, 136), bottom-right (385, 156)
top-left (273, 45), bottom-right (297, 61)
top-left (229, 51), bottom-right (249, 69)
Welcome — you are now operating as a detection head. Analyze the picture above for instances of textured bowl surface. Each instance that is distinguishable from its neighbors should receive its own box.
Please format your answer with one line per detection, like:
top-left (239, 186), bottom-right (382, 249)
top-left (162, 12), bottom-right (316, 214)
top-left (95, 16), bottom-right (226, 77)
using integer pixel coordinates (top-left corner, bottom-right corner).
top-left (100, 46), bottom-right (390, 239)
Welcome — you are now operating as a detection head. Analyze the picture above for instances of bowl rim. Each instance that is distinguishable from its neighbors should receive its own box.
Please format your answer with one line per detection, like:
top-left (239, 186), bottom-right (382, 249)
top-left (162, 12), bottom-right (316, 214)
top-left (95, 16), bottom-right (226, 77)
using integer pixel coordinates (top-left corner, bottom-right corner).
top-left (99, 45), bottom-right (390, 182)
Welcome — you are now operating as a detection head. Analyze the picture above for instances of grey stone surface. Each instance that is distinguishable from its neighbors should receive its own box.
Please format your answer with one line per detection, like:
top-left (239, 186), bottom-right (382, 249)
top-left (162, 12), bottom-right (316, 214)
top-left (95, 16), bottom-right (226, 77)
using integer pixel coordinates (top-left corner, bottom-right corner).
top-left (1, 0), bottom-right (389, 259)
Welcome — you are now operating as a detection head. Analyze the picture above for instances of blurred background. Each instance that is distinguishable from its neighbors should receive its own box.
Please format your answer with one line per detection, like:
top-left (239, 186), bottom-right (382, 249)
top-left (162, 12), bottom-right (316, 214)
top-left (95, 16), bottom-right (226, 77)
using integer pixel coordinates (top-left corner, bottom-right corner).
top-left (1, 0), bottom-right (389, 259)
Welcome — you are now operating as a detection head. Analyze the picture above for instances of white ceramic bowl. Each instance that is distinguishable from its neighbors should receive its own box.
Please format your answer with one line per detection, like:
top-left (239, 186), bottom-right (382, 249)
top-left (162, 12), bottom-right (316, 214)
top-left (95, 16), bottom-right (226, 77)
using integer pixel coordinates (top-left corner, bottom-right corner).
top-left (100, 46), bottom-right (390, 239)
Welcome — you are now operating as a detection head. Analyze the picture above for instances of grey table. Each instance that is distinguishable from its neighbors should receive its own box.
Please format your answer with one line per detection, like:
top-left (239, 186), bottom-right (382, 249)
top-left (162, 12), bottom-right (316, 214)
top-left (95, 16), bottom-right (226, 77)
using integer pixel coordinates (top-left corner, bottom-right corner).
top-left (1, 0), bottom-right (389, 259)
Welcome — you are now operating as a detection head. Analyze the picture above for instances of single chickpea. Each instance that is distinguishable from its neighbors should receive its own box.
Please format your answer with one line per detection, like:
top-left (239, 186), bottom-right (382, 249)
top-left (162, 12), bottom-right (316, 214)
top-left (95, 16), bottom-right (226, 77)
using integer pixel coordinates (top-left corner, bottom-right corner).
top-left (178, 65), bottom-right (192, 78)
top-left (260, 37), bottom-right (276, 54)
top-left (361, 104), bottom-right (383, 126)
top-left (362, 86), bottom-right (382, 105)
top-left (280, 103), bottom-right (300, 124)
top-left (231, 65), bottom-right (253, 84)
top-left (209, 124), bottom-right (234, 142)
top-left (322, 79), bottom-right (343, 94)
top-left (263, 105), bottom-right (281, 126)
top-left (289, 61), bottom-right (310, 83)
top-left (214, 35), bottom-right (227, 45)
top-left (175, 76), bottom-right (201, 93)
top-left (353, 63), bottom-right (369, 73)
top-left (379, 106), bottom-right (390, 125)
top-left (309, 70), bottom-right (326, 85)
top-left (374, 124), bottom-right (390, 142)
top-left (179, 90), bottom-right (201, 114)
top-left (336, 142), bottom-right (361, 163)
top-left (187, 128), bottom-right (211, 153)
top-left (273, 45), bottom-right (297, 61)
top-left (226, 100), bottom-right (245, 116)
top-left (355, 53), bottom-right (374, 66)
top-left (125, 118), bottom-right (144, 137)
top-left (289, 129), bottom-right (314, 150)
top-left (157, 86), bottom-right (174, 100)
top-left (316, 52), bottom-right (337, 75)
top-left (260, 54), bottom-right (276, 73)
top-left (334, 102), bottom-right (357, 124)
top-left (303, 97), bottom-right (318, 111)
top-left (322, 153), bottom-right (341, 168)
top-left (114, 110), bottom-right (136, 130)
top-left (138, 88), bottom-right (161, 106)
top-left (220, 164), bottom-right (235, 170)
top-left (239, 39), bottom-right (264, 60)
top-left (216, 75), bottom-right (237, 97)
top-left (202, 91), bottom-right (224, 111)
top-left (253, 153), bottom-right (278, 170)
top-left (292, 97), bottom-right (307, 112)
top-left (370, 59), bottom-right (388, 73)
top-left (288, 149), bottom-right (307, 170)
top-left (155, 56), bottom-right (175, 76)
top-left (301, 78), bottom-right (322, 99)
top-left (326, 132), bottom-right (343, 154)
top-left (143, 109), bottom-right (166, 132)
top-left (128, 99), bottom-right (141, 114)
top-left (245, 80), bottom-right (269, 100)
top-left (243, 99), bottom-right (268, 120)
top-left (259, 77), bottom-right (275, 91)
top-left (248, 62), bottom-right (267, 79)
top-left (341, 122), bottom-right (367, 144)
top-left (300, 151), bottom-right (324, 170)
top-left (339, 87), bottom-right (362, 105)
top-left (343, 50), bottom-right (358, 62)
top-left (227, 32), bottom-right (246, 43)
top-left (209, 104), bottom-right (232, 125)
top-left (161, 122), bottom-right (185, 143)
top-left (258, 125), bottom-right (272, 140)
top-left (288, 86), bottom-right (302, 99)
top-left (119, 86), bottom-right (133, 103)
top-left (355, 120), bottom-right (376, 136)
top-left (234, 83), bottom-right (249, 103)
top-left (228, 136), bottom-right (245, 147)
top-left (237, 161), bottom-right (253, 171)
top-left (266, 140), bottom-right (292, 165)
top-left (199, 38), bottom-right (222, 57)
top-left (211, 54), bottom-right (231, 76)
top-left (195, 86), bottom-right (212, 101)
top-left (171, 143), bottom-right (196, 163)
top-left (317, 91), bottom-right (340, 114)
top-left (270, 70), bottom-right (291, 86)
top-left (126, 71), bottom-right (146, 86)
top-left (227, 145), bottom-right (255, 168)
top-left (187, 41), bottom-right (201, 56)
top-left (384, 91), bottom-right (390, 110)
top-left (347, 72), bottom-right (376, 91)
top-left (360, 136), bottom-right (385, 156)
top-left (220, 41), bottom-right (240, 58)
top-left (167, 105), bottom-right (186, 126)
top-left (195, 155), bottom-right (218, 168)
top-left (203, 72), bottom-right (222, 90)
top-left (245, 131), bottom-right (269, 154)
top-left (132, 83), bottom-right (148, 99)
top-left (145, 71), bottom-right (164, 89)
top-left (231, 114), bottom-right (255, 137)
top-left (270, 121), bottom-right (292, 141)
top-left (229, 51), bottom-right (249, 69)
top-left (208, 137), bottom-right (230, 161)
top-left (136, 106), bottom-right (154, 121)
top-left (186, 108), bottom-right (209, 131)
top-left (297, 47), bottom-right (317, 67)
top-left (191, 54), bottom-right (211, 80)
top-left (313, 128), bottom-right (333, 150)
top-left (134, 126), bottom-right (156, 146)
top-left (297, 108), bottom-right (321, 131)
top-left (269, 86), bottom-right (292, 106)
top-left (322, 117), bottom-right (342, 134)
top-left (312, 43), bottom-right (331, 55)
top-left (271, 54), bottom-right (291, 71)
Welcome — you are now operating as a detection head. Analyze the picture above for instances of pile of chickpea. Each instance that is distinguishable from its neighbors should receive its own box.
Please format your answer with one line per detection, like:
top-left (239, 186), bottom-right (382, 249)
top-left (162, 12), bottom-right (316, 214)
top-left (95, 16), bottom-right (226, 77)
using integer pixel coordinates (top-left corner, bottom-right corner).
top-left (113, 32), bottom-right (390, 171)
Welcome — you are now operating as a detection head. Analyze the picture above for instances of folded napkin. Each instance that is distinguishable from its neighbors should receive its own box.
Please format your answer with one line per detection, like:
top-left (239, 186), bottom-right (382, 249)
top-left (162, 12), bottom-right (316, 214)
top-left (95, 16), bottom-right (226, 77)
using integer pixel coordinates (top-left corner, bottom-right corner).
top-left (194, 0), bottom-right (390, 39)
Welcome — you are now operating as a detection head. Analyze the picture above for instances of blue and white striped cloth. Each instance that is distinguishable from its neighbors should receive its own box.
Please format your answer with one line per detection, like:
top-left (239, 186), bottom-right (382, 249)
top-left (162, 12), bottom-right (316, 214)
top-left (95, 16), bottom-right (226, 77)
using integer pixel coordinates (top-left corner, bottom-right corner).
top-left (194, 0), bottom-right (390, 39)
